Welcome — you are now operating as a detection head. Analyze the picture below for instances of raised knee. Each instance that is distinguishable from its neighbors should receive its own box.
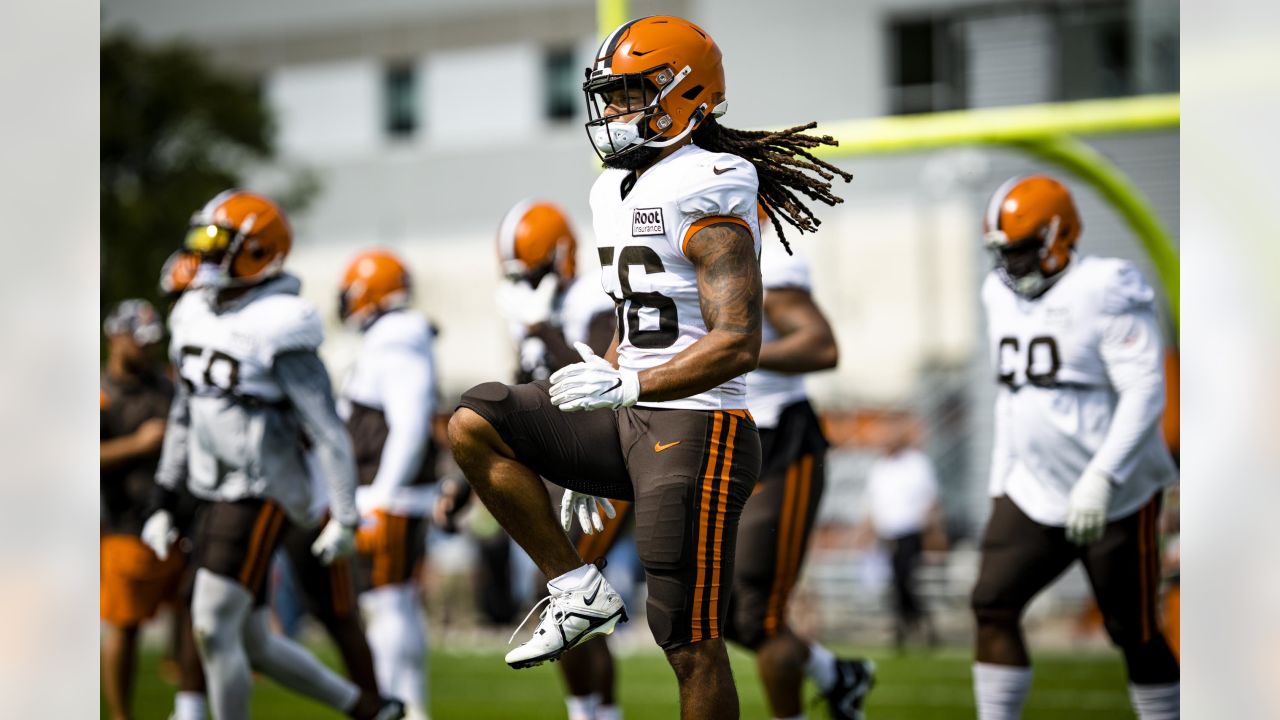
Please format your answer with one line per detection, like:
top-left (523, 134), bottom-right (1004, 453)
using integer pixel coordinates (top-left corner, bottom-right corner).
top-left (447, 406), bottom-right (489, 453)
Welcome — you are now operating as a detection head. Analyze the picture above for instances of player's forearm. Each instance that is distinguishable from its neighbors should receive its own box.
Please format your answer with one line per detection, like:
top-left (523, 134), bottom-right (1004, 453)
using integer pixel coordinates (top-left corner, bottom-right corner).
top-left (637, 329), bottom-right (759, 402)
top-left (528, 323), bottom-right (580, 373)
top-left (100, 435), bottom-right (147, 469)
top-left (1086, 380), bottom-right (1165, 483)
top-left (757, 328), bottom-right (838, 373)
top-left (153, 389), bottom-right (190, 491)
top-left (275, 351), bottom-right (360, 526)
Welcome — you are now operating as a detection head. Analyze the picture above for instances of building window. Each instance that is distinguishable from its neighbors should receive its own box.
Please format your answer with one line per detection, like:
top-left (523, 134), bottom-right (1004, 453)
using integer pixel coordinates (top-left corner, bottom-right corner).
top-left (1056, 3), bottom-right (1133, 100)
top-left (544, 47), bottom-right (579, 122)
top-left (888, 17), bottom-right (964, 115)
top-left (384, 63), bottom-right (417, 138)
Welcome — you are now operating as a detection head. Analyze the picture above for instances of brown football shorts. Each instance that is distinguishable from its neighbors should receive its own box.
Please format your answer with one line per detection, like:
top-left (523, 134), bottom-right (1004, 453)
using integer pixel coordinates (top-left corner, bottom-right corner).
top-left (195, 498), bottom-right (288, 606)
top-left (353, 510), bottom-right (427, 591)
top-left (459, 380), bottom-right (761, 650)
top-left (280, 517), bottom-right (362, 621)
top-left (725, 399), bottom-right (829, 649)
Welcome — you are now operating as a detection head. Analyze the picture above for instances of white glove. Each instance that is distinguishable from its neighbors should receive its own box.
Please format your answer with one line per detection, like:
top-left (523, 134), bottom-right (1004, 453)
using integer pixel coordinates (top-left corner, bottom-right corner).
top-left (1065, 468), bottom-right (1115, 545)
top-left (496, 275), bottom-right (558, 328)
top-left (561, 490), bottom-right (617, 535)
top-left (549, 342), bottom-right (640, 412)
top-left (310, 518), bottom-right (356, 565)
top-left (141, 510), bottom-right (177, 561)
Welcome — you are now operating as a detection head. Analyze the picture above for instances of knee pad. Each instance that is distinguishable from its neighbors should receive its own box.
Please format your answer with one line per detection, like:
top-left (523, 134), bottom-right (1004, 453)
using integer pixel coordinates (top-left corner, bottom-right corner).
top-left (191, 569), bottom-right (252, 656)
top-left (457, 383), bottom-right (513, 426)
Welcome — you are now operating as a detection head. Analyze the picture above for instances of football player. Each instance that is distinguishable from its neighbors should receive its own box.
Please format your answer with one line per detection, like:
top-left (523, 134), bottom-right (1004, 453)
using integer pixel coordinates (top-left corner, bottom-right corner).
top-left (449, 16), bottom-right (850, 719)
top-left (495, 200), bottom-right (626, 720)
top-left (729, 210), bottom-right (875, 720)
top-left (971, 176), bottom-right (1179, 719)
top-left (141, 190), bottom-right (403, 720)
top-left (162, 247), bottom-right (386, 718)
top-left (337, 249), bottom-right (438, 720)
top-left (101, 299), bottom-right (205, 720)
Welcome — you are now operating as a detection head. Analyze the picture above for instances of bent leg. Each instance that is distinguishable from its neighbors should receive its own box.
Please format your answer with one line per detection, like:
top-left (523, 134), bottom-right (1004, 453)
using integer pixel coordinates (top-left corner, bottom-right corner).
top-left (190, 569), bottom-right (254, 720)
top-left (242, 606), bottom-right (361, 712)
top-left (970, 497), bottom-right (1075, 720)
top-left (101, 623), bottom-right (139, 720)
top-left (1082, 496), bottom-right (1179, 719)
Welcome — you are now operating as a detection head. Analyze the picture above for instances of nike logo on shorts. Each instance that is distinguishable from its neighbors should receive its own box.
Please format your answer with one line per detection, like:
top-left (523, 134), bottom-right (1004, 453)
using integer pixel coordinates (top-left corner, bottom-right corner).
top-left (654, 441), bottom-right (681, 453)
top-left (712, 166), bottom-right (735, 175)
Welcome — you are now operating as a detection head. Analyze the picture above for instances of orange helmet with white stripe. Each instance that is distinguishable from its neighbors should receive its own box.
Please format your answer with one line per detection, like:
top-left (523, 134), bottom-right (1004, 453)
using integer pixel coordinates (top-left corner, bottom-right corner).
top-left (496, 200), bottom-right (577, 285)
top-left (584, 16), bottom-right (727, 165)
top-left (983, 175), bottom-right (1082, 296)
top-left (338, 249), bottom-right (412, 326)
top-left (184, 190), bottom-right (292, 289)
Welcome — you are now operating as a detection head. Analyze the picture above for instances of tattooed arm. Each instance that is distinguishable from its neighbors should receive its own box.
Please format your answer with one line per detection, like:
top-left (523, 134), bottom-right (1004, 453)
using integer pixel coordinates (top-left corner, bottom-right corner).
top-left (635, 221), bottom-right (762, 402)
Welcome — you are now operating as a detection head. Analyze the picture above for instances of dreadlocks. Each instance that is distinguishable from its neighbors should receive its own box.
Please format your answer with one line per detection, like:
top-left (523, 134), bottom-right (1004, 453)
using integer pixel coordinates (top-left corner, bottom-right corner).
top-left (693, 117), bottom-right (852, 254)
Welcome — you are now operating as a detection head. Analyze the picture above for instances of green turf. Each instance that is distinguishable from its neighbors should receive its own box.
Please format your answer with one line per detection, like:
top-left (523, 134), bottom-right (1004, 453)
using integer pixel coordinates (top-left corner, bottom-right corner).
top-left (105, 643), bottom-right (1132, 718)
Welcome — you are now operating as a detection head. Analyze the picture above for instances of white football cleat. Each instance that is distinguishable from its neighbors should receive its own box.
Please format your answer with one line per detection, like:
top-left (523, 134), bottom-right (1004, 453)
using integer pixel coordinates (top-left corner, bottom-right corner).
top-left (505, 565), bottom-right (627, 669)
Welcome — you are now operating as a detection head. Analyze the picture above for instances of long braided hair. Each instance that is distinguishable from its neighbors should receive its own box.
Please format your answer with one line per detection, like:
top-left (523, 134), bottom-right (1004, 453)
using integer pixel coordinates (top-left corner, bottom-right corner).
top-left (693, 117), bottom-right (852, 254)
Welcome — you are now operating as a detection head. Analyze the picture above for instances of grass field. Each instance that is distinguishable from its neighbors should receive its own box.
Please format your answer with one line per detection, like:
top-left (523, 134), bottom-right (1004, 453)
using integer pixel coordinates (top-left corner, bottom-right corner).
top-left (106, 642), bottom-right (1133, 718)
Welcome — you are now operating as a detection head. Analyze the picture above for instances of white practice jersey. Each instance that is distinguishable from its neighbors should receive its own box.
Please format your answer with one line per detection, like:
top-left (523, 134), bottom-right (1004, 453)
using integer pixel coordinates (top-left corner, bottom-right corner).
top-left (747, 229), bottom-right (813, 429)
top-left (983, 255), bottom-right (1177, 526)
top-left (590, 143), bottom-right (761, 410)
top-left (163, 274), bottom-right (333, 523)
top-left (340, 311), bottom-right (438, 517)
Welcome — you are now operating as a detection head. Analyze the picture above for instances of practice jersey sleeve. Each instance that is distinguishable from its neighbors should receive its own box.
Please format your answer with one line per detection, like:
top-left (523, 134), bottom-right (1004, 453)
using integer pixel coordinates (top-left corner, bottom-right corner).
top-left (1085, 263), bottom-right (1166, 484)
top-left (368, 343), bottom-right (435, 502)
top-left (154, 379), bottom-right (190, 492)
top-left (274, 350), bottom-right (359, 527)
top-left (256, 296), bottom-right (324, 362)
top-left (673, 153), bottom-right (759, 257)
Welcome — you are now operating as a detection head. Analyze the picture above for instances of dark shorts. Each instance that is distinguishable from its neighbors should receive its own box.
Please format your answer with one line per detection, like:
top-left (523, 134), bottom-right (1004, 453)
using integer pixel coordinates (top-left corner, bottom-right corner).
top-left (726, 400), bottom-right (828, 649)
top-left (972, 494), bottom-right (1173, 671)
top-left (196, 499), bottom-right (289, 606)
top-left (354, 512), bottom-right (427, 591)
top-left (281, 518), bottom-right (361, 621)
top-left (460, 380), bottom-right (761, 650)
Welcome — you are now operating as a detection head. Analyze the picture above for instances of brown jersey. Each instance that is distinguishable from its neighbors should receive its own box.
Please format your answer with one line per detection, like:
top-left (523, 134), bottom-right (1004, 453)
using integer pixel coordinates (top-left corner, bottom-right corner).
top-left (100, 370), bottom-right (173, 535)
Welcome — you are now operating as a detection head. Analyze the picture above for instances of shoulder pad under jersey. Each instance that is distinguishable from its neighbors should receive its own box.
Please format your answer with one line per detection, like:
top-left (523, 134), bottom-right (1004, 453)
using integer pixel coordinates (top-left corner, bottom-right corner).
top-left (252, 294), bottom-right (325, 358)
top-left (1092, 257), bottom-right (1156, 315)
top-left (674, 150), bottom-right (759, 222)
top-left (365, 311), bottom-right (432, 354)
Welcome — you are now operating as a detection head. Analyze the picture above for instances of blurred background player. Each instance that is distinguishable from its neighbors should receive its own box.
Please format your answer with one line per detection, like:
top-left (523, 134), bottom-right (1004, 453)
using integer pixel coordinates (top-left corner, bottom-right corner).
top-left (495, 199), bottom-right (627, 720)
top-left (168, 245), bottom-right (386, 712)
top-left (970, 176), bottom-right (1179, 720)
top-left (141, 190), bottom-right (403, 720)
top-left (729, 209), bottom-right (874, 720)
top-left (451, 15), bottom-right (850, 719)
top-left (101, 299), bottom-right (205, 720)
top-left (865, 411), bottom-right (944, 650)
top-left (337, 249), bottom-right (439, 720)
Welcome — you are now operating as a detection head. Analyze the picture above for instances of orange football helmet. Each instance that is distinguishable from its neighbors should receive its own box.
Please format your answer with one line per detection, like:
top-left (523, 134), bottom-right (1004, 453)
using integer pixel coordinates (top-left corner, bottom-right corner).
top-left (496, 200), bottom-right (577, 284)
top-left (983, 175), bottom-right (1082, 296)
top-left (338, 249), bottom-right (413, 325)
top-left (159, 249), bottom-right (199, 298)
top-left (184, 190), bottom-right (291, 288)
top-left (584, 16), bottom-right (726, 163)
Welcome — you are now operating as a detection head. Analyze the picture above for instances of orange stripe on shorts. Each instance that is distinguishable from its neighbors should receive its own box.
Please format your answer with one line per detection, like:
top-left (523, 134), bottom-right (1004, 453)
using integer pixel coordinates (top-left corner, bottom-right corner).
top-left (708, 413), bottom-right (738, 637)
top-left (692, 411), bottom-right (725, 642)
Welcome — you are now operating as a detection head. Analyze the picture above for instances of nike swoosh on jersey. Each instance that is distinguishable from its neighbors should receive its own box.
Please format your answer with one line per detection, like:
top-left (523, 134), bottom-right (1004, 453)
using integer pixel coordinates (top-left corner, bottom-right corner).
top-left (654, 441), bottom-right (681, 453)
top-left (712, 166), bottom-right (736, 175)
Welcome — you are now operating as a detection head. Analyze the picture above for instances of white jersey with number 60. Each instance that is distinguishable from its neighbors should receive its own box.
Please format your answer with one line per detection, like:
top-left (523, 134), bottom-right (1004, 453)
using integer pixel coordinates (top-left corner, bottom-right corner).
top-left (589, 143), bottom-right (761, 411)
top-left (983, 255), bottom-right (1178, 526)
